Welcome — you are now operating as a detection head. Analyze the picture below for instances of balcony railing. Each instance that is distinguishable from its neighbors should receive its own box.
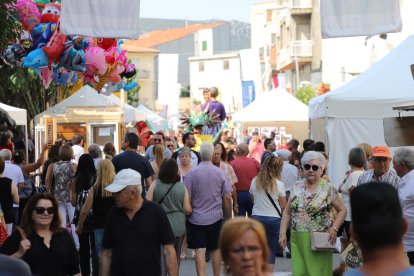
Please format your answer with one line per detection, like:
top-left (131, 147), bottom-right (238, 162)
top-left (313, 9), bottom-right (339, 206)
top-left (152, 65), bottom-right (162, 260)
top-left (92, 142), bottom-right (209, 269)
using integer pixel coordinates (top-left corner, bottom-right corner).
top-left (290, 40), bottom-right (313, 57)
top-left (288, 0), bottom-right (312, 9)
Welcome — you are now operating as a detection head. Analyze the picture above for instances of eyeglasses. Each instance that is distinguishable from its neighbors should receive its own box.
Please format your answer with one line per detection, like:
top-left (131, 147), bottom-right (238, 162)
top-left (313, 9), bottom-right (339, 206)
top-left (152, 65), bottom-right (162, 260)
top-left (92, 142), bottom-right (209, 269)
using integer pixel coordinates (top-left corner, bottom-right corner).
top-left (34, 207), bottom-right (55, 215)
top-left (303, 164), bottom-right (320, 171)
top-left (231, 246), bottom-right (261, 255)
top-left (153, 139), bottom-right (162, 142)
top-left (167, 144), bottom-right (174, 148)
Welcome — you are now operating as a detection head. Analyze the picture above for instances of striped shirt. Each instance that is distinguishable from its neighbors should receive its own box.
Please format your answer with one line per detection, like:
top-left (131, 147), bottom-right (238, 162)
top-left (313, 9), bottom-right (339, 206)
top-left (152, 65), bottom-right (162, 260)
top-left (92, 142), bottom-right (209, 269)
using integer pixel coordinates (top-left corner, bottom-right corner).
top-left (357, 169), bottom-right (401, 189)
top-left (184, 161), bottom-right (232, 225)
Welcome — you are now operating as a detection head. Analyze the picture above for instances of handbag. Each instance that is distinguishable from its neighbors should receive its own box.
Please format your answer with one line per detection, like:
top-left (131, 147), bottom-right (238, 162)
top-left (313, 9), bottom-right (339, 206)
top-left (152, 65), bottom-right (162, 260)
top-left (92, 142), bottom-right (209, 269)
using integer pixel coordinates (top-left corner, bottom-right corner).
top-left (310, 232), bottom-right (336, 251)
top-left (265, 192), bottom-right (282, 217)
top-left (341, 242), bottom-right (363, 269)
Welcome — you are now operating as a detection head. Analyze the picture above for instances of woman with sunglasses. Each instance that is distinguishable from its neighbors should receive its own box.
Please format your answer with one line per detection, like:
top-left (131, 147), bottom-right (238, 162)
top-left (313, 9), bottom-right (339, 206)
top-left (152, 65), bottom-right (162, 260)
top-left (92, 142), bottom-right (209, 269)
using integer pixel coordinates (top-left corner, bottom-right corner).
top-left (279, 151), bottom-right (346, 276)
top-left (0, 193), bottom-right (80, 276)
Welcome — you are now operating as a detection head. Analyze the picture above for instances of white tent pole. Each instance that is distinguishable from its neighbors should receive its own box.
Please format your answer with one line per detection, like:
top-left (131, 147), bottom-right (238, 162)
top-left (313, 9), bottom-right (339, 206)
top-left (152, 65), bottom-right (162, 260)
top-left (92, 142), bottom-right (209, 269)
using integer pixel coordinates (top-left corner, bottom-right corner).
top-left (25, 124), bottom-right (29, 163)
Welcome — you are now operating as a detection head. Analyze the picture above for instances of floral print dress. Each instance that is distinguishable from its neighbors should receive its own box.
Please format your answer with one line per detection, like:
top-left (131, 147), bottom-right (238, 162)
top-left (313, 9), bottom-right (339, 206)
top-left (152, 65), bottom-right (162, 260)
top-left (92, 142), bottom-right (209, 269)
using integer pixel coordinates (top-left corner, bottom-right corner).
top-left (290, 179), bottom-right (338, 232)
top-left (53, 161), bottom-right (74, 203)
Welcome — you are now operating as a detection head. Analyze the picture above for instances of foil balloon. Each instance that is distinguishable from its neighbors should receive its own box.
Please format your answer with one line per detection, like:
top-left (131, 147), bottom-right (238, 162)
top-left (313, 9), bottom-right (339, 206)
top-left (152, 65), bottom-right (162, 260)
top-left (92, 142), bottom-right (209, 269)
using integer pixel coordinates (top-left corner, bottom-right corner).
top-left (53, 66), bottom-right (78, 85)
top-left (23, 48), bottom-right (48, 68)
top-left (33, 23), bottom-right (53, 49)
top-left (42, 28), bottom-right (67, 66)
top-left (34, 67), bottom-right (54, 89)
top-left (16, 0), bottom-right (41, 32)
top-left (18, 31), bottom-right (33, 50)
top-left (32, 23), bottom-right (57, 36)
top-left (59, 40), bottom-right (86, 72)
top-left (85, 46), bottom-right (107, 75)
top-left (40, 2), bottom-right (61, 24)
top-left (96, 38), bottom-right (117, 50)
top-left (2, 44), bottom-right (27, 66)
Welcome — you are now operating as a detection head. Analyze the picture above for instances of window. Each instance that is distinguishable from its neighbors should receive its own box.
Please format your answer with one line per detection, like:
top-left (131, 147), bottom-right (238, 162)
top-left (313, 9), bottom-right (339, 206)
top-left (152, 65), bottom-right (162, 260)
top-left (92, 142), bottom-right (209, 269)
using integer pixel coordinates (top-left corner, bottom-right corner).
top-left (202, 41), bottom-right (208, 51)
top-left (223, 60), bottom-right (229, 70)
top-left (91, 124), bottom-right (116, 146)
top-left (199, 62), bottom-right (204, 72)
top-left (266, 9), bottom-right (273, 22)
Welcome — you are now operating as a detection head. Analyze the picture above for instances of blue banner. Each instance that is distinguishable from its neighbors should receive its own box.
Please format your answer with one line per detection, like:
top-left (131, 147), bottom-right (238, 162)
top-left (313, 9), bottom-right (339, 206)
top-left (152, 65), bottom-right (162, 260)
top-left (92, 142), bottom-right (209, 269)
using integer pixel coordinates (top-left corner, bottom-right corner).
top-left (242, 80), bottom-right (255, 108)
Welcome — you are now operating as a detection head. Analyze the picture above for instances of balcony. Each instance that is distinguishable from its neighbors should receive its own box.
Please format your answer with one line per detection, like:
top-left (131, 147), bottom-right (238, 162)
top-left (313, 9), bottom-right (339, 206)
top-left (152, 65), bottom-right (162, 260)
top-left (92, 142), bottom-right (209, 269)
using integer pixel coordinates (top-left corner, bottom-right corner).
top-left (276, 40), bottom-right (313, 71)
top-left (287, 0), bottom-right (312, 15)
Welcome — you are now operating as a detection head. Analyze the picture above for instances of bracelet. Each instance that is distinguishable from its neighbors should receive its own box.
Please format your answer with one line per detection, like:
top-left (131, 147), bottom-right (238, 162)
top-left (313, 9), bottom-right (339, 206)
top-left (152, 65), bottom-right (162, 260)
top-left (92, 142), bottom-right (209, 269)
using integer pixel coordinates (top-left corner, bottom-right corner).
top-left (331, 226), bottom-right (338, 232)
top-left (233, 205), bottom-right (239, 208)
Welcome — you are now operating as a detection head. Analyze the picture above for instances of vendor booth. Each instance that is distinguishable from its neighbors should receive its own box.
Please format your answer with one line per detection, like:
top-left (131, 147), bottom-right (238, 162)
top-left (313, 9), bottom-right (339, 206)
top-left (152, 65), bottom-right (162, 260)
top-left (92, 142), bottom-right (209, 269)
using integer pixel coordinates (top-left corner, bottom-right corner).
top-left (232, 87), bottom-right (309, 148)
top-left (0, 102), bottom-right (28, 160)
top-left (34, 85), bottom-right (145, 156)
top-left (309, 35), bottom-right (414, 187)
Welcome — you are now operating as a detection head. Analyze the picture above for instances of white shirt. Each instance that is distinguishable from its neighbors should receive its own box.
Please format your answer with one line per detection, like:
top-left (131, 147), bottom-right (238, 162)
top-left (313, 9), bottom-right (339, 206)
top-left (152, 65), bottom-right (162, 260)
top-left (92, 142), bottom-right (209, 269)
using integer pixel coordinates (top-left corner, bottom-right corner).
top-left (250, 178), bottom-right (286, 218)
top-left (340, 170), bottom-right (363, 221)
top-left (281, 161), bottom-right (298, 192)
top-left (72, 145), bottom-right (84, 164)
top-left (399, 169), bottom-right (414, 252)
top-left (3, 161), bottom-right (24, 207)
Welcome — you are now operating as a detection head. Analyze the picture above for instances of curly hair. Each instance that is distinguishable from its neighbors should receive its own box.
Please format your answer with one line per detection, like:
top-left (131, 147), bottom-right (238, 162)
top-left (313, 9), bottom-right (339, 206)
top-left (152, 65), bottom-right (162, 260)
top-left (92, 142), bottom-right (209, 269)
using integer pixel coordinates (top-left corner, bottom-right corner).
top-left (255, 155), bottom-right (283, 193)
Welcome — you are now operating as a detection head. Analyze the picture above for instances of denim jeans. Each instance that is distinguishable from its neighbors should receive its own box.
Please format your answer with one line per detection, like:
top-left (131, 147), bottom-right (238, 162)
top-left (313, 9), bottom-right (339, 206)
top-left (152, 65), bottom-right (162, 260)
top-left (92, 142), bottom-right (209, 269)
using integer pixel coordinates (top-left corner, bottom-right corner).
top-left (252, 215), bottom-right (281, 264)
top-left (237, 191), bottom-right (253, 217)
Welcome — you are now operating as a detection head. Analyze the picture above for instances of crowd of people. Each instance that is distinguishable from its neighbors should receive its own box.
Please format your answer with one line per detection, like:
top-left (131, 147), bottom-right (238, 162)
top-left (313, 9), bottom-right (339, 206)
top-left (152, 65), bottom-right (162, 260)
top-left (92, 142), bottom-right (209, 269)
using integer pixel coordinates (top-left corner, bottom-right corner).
top-left (0, 126), bottom-right (413, 276)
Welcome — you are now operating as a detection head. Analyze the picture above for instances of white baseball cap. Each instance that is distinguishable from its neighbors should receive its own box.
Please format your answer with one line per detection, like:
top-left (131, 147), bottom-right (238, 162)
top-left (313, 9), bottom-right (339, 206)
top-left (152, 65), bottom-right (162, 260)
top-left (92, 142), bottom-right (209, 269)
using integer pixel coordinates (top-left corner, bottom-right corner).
top-left (105, 169), bottom-right (141, 193)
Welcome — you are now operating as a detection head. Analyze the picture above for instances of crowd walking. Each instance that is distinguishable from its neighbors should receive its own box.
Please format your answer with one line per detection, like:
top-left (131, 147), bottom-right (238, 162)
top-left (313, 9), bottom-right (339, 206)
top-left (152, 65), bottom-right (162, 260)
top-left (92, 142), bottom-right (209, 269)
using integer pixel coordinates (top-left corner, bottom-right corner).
top-left (1, 126), bottom-right (414, 276)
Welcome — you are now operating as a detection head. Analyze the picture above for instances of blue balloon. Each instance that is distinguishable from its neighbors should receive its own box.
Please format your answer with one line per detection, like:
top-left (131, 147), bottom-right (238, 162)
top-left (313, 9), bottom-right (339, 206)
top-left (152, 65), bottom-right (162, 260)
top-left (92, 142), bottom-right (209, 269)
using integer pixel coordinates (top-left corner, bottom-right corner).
top-left (23, 48), bottom-right (48, 68)
top-left (33, 23), bottom-right (53, 49)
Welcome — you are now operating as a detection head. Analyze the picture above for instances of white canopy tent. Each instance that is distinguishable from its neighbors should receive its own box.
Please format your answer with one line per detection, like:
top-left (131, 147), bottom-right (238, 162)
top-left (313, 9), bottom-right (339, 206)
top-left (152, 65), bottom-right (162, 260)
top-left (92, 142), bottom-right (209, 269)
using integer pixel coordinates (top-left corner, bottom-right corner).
top-left (309, 35), bottom-right (414, 187)
top-left (136, 104), bottom-right (167, 133)
top-left (233, 87), bottom-right (309, 144)
top-left (0, 102), bottom-right (28, 161)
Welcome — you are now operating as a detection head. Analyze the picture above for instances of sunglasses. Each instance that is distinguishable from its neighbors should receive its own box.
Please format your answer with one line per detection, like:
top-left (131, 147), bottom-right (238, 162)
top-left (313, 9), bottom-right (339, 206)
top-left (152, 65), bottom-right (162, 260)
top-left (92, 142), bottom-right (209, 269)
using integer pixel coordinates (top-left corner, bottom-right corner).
top-left (153, 139), bottom-right (162, 142)
top-left (167, 144), bottom-right (174, 148)
top-left (34, 207), bottom-right (55, 215)
top-left (303, 164), bottom-right (320, 171)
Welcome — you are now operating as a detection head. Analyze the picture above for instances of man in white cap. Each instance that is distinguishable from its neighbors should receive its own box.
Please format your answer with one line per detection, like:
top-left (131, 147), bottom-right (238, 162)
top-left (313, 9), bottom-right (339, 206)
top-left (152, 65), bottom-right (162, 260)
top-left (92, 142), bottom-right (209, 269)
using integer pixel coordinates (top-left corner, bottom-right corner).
top-left (100, 169), bottom-right (178, 276)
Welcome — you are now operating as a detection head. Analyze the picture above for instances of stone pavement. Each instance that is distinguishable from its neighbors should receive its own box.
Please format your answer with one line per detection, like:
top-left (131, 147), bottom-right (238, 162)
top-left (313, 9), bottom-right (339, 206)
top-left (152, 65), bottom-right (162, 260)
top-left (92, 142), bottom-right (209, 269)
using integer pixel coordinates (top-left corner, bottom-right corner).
top-left (179, 252), bottom-right (341, 275)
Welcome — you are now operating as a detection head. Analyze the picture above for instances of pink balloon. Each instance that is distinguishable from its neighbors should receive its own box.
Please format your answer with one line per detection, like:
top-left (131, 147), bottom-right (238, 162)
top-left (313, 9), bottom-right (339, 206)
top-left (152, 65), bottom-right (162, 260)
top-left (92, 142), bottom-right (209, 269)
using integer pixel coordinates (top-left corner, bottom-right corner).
top-left (16, 0), bottom-right (41, 31)
top-left (85, 46), bottom-right (107, 75)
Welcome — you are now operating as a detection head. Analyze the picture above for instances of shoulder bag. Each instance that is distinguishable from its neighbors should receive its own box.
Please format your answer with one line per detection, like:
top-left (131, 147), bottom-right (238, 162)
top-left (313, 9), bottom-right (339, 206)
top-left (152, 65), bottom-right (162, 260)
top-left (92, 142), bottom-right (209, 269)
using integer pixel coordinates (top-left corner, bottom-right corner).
top-left (265, 192), bottom-right (282, 217)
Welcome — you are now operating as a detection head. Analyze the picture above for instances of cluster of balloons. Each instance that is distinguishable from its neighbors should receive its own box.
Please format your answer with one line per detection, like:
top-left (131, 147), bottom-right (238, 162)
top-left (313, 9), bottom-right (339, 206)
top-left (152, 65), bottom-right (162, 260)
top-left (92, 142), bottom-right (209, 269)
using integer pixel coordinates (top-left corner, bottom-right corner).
top-left (1, 0), bottom-right (138, 94)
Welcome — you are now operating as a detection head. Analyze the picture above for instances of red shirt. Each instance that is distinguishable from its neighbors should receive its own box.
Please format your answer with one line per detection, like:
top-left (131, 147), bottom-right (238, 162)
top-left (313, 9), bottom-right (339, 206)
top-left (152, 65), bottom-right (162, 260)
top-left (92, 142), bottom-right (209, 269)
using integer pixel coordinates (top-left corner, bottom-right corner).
top-left (230, 156), bottom-right (260, 192)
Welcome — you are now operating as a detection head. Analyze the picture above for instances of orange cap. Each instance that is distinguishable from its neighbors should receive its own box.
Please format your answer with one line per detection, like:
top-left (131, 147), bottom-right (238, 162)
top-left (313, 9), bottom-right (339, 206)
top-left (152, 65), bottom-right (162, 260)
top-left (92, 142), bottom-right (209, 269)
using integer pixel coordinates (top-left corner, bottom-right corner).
top-left (372, 146), bottom-right (391, 158)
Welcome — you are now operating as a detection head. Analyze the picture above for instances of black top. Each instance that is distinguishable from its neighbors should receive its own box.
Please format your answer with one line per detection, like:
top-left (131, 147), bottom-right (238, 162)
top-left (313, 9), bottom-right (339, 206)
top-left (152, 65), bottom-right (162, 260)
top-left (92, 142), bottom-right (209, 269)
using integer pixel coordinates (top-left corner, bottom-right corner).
top-left (0, 229), bottom-right (80, 276)
top-left (0, 177), bottom-right (14, 223)
top-left (92, 193), bottom-right (115, 229)
top-left (111, 151), bottom-right (154, 195)
top-left (102, 200), bottom-right (175, 276)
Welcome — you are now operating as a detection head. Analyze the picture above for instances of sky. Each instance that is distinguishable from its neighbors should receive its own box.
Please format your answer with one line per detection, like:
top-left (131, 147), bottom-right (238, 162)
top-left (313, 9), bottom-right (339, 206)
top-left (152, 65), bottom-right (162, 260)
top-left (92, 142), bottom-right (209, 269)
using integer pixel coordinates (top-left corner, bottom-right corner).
top-left (140, 0), bottom-right (256, 23)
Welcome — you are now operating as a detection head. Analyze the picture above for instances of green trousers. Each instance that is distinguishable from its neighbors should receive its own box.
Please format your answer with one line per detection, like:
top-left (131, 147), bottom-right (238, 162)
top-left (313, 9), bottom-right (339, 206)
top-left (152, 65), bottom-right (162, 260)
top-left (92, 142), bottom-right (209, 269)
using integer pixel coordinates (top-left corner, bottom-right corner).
top-left (291, 231), bottom-right (333, 276)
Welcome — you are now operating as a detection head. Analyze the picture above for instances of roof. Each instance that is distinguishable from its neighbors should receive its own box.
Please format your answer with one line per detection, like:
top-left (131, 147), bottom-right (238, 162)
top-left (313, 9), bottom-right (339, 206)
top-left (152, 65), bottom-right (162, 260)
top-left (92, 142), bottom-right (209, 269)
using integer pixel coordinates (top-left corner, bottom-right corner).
top-left (309, 35), bottom-right (414, 119)
top-left (124, 23), bottom-right (225, 48)
top-left (120, 45), bottom-right (160, 53)
top-left (232, 87), bottom-right (309, 122)
top-left (0, 102), bottom-right (27, 126)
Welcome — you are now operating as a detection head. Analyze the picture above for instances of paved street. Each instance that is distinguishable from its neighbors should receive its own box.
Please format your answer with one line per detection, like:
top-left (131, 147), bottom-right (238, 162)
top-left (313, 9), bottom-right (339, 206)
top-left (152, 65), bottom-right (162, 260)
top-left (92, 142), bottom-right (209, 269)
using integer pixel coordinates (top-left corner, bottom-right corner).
top-left (179, 252), bottom-right (341, 275)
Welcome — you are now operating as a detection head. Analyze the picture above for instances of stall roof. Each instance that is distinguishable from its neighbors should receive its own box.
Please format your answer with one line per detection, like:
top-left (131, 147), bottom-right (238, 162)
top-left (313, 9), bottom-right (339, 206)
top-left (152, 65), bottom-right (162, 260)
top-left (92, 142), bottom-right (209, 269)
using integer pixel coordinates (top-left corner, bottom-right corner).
top-left (35, 85), bottom-right (145, 124)
top-left (0, 102), bottom-right (27, 126)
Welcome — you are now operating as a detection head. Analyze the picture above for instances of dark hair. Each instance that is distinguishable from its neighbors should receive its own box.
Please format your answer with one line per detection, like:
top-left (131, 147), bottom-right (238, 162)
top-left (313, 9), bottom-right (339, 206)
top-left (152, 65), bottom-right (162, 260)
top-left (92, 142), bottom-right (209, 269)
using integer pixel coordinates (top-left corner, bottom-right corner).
top-left (124, 133), bottom-right (139, 149)
top-left (74, 154), bottom-right (96, 191)
top-left (303, 139), bottom-right (315, 151)
top-left (313, 141), bottom-right (325, 152)
top-left (103, 142), bottom-right (116, 158)
top-left (0, 132), bottom-right (11, 147)
top-left (351, 182), bottom-right (403, 253)
top-left (214, 142), bottom-right (227, 161)
top-left (227, 149), bottom-right (235, 162)
top-left (158, 158), bottom-right (181, 184)
top-left (348, 147), bottom-right (366, 168)
top-left (155, 131), bottom-right (165, 140)
top-left (12, 150), bottom-right (25, 165)
top-left (264, 138), bottom-right (274, 149)
top-left (48, 145), bottom-right (61, 162)
top-left (182, 132), bottom-right (193, 145)
top-left (288, 138), bottom-right (299, 149)
top-left (59, 145), bottom-right (73, 161)
top-left (0, 156), bottom-right (4, 174)
top-left (252, 131), bottom-right (259, 136)
top-left (20, 193), bottom-right (62, 237)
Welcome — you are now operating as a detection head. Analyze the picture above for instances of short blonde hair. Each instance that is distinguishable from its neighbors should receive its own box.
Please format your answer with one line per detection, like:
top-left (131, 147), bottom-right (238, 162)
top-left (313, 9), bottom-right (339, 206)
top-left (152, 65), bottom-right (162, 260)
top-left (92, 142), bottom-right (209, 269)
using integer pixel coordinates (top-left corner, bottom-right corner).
top-left (358, 143), bottom-right (373, 159)
top-left (219, 218), bottom-right (269, 274)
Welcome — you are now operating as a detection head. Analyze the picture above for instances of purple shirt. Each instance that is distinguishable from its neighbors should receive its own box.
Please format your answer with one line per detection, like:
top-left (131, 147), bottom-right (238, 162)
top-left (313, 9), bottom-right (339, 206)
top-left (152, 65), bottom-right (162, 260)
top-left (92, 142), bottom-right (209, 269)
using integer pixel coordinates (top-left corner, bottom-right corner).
top-left (184, 161), bottom-right (232, 225)
top-left (201, 100), bottom-right (226, 121)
